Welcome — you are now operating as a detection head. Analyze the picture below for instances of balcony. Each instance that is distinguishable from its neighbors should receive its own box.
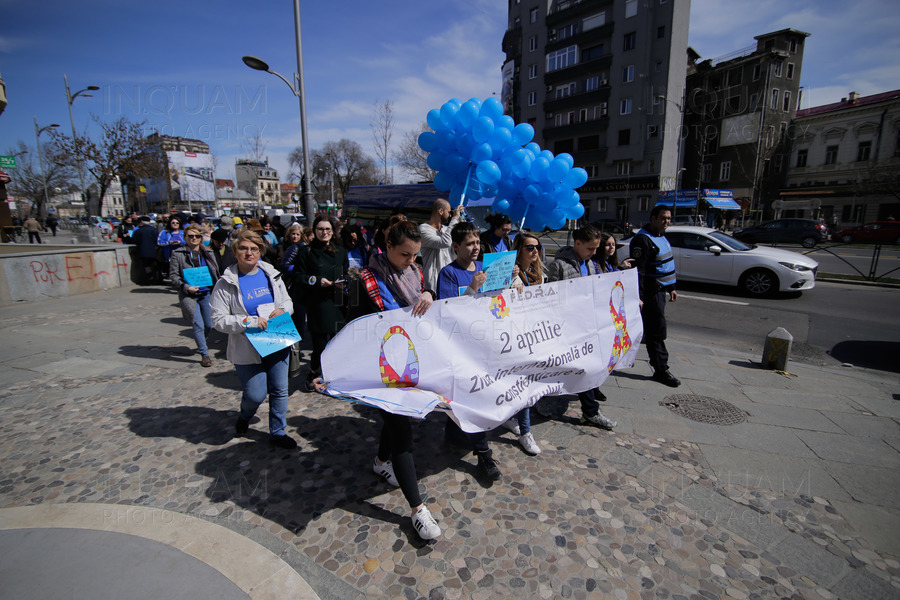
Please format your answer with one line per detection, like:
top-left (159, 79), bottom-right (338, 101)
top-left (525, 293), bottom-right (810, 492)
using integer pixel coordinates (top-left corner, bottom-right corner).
top-left (546, 22), bottom-right (614, 54)
top-left (543, 118), bottom-right (608, 140)
top-left (544, 53), bottom-right (613, 85)
top-left (544, 87), bottom-right (610, 113)
top-left (547, 0), bottom-right (614, 27)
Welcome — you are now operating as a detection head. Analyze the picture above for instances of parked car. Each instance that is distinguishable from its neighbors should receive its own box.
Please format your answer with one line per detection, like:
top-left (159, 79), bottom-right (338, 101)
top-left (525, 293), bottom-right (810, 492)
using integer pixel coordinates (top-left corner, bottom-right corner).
top-left (618, 226), bottom-right (817, 296)
top-left (670, 214), bottom-right (705, 226)
top-left (732, 218), bottom-right (827, 248)
top-left (590, 218), bottom-right (632, 234)
top-left (831, 221), bottom-right (900, 244)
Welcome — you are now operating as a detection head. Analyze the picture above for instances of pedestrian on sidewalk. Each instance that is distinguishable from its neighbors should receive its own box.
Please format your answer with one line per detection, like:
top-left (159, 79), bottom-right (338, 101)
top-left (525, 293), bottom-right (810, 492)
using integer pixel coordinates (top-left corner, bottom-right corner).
top-left (24, 215), bottom-right (42, 244)
top-left (210, 229), bottom-right (298, 450)
top-left (170, 224), bottom-right (221, 367)
top-left (630, 205), bottom-right (680, 387)
top-left (128, 216), bottom-right (160, 285)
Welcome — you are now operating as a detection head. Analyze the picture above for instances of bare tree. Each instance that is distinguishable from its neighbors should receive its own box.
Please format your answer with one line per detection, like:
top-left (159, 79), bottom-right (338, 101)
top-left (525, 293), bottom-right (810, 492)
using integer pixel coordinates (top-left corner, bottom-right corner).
top-left (52, 116), bottom-right (161, 217)
top-left (241, 128), bottom-right (268, 163)
top-left (289, 139), bottom-right (377, 204)
top-left (370, 99), bottom-right (394, 184)
top-left (5, 141), bottom-right (75, 218)
top-left (395, 121), bottom-right (436, 183)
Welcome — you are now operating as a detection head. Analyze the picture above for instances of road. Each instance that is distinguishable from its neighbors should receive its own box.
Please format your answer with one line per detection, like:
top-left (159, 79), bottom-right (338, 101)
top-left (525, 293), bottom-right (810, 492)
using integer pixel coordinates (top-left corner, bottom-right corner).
top-left (801, 243), bottom-right (900, 280)
top-left (665, 279), bottom-right (900, 373)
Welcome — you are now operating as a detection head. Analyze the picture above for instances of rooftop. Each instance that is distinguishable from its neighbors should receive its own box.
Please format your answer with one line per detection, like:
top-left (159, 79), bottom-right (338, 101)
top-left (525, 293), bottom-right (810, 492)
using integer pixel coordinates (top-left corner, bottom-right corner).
top-left (796, 89), bottom-right (900, 118)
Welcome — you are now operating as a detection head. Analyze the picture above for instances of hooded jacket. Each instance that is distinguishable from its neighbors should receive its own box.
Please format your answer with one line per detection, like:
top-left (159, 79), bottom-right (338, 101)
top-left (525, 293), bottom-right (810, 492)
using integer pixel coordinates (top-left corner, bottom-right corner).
top-left (546, 246), bottom-right (601, 282)
top-left (210, 260), bottom-right (293, 365)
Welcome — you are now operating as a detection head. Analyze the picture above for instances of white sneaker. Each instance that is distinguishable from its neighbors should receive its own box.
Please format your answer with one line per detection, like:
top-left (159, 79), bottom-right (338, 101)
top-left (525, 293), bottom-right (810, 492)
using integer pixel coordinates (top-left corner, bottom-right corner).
top-left (580, 413), bottom-right (617, 430)
top-left (373, 458), bottom-right (399, 487)
top-left (502, 418), bottom-right (521, 435)
top-left (518, 432), bottom-right (541, 455)
top-left (412, 506), bottom-right (441, 540)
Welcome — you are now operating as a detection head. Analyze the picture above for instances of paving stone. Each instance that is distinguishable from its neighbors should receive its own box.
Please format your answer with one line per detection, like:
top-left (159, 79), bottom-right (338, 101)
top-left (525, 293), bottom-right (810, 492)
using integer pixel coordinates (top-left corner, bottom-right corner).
top-left (767, 534), bottom-right (848, 588)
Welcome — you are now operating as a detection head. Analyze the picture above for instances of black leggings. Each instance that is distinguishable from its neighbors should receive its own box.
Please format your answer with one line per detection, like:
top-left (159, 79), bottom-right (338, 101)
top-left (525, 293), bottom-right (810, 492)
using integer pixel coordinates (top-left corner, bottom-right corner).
top-left (377, 412), bottom-right (422, 507)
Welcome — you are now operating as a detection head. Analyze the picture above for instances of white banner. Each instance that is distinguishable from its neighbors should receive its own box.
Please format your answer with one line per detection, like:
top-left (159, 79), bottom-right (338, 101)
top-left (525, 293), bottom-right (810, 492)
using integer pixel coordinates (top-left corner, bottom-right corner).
top-left (321, 269), bottom-right (643, 432)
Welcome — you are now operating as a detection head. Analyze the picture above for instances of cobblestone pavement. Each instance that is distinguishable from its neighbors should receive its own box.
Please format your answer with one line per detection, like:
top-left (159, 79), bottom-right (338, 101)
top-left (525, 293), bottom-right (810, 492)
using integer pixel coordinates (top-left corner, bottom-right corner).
top-left (0, 288), bottom-right (898, 600)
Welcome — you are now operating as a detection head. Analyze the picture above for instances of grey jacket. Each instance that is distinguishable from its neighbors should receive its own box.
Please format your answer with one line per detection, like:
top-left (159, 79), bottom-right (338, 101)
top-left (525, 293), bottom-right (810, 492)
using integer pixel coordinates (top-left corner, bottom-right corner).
top-left (169, 245), bottom-right (220, 320)
top-left (210, 261), bottom-right (294, 365)
top-left (546, 246), bottom-right (601, 282)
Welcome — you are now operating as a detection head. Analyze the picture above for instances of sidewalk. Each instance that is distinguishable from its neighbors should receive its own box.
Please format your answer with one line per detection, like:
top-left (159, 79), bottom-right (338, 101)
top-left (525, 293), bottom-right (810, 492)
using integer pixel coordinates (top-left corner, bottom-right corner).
top-left (0, 284), bottom-right (897, 599)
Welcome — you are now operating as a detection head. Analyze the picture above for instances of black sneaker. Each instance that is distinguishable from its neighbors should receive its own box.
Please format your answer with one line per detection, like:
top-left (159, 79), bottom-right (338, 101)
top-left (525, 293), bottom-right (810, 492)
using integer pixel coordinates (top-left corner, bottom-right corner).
top-left (235, 417), bottom-right (250, 435)
top-left (652, 370), bottom-right (681, 387)
top-left (476, 450), bottom-right (501, 481)
top-left (269, 435), bottom-right (298, 449)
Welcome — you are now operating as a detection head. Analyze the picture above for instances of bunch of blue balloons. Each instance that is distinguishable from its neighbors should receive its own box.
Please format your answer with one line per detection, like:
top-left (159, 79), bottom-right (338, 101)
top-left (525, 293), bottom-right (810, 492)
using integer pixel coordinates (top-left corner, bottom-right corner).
top-left (417, 96), bottom-right (588, 231)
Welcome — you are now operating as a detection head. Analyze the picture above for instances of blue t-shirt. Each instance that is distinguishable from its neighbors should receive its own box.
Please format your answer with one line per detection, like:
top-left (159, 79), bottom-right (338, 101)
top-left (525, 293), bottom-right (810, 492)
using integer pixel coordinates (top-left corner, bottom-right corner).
top-left (437, 260), bottom-right (483, 299)
top-left (238, 268), bottom-right (274, 317)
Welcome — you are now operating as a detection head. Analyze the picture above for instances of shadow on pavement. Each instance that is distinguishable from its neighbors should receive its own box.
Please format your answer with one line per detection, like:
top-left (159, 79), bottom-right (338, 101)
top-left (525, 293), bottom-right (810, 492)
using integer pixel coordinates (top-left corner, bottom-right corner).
top-left (125, 406), bottom-right (236, 446)
top-left (829, 340), bottom-right (900, 373)
top-left (675, 280), bottom-right (804, 300)
top-left (118, 344), bottom-right (197, 363)
top-left (129, 287), bottom-right (176, 294)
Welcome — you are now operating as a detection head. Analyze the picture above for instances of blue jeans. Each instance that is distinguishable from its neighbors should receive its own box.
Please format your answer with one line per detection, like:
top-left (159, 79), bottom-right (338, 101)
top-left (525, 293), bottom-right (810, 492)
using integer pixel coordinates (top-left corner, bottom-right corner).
top-left (234, 348), bottom-right (291, 438)
top-left (515, 407), bottom-right (531, 434)
top-left (192, 294), bottom-right (212, 356)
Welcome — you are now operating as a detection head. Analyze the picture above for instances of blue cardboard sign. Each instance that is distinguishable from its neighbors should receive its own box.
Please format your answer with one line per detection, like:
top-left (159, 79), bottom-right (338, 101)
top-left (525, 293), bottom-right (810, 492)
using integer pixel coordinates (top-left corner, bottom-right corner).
top-left (479, 250), bottom-right (517, 293)
top-left (182, 266), bottom-right (213, 287)
top-left (244, 311), bottom-right (302, 358)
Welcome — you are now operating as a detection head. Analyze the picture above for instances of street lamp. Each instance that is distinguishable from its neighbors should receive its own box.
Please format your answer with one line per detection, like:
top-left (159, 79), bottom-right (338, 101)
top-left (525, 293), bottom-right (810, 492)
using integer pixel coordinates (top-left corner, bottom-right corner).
top-left (34, 117), bottom-right (60, 218)
top-left (241, 0), bottom-right (316, 222)
top-left (326, 152), bottom-right (334, 207)
top-left (64, 74), bottom-right (99, 218)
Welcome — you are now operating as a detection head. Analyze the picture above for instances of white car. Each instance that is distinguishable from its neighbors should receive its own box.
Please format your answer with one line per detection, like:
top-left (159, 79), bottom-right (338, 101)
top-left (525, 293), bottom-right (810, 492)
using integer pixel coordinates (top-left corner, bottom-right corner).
top-left (619, 226), bottom-right (818, 296)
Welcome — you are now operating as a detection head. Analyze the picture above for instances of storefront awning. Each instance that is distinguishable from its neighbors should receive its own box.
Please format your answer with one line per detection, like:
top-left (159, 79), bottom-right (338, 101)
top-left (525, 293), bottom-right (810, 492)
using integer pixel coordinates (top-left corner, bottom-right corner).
top-left (704, 196), bottom-right (741, 210)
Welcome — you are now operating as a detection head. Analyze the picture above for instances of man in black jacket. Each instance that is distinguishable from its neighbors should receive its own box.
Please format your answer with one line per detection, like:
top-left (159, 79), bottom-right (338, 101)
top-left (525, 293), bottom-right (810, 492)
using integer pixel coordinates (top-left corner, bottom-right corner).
top-left (129, 216), bottom-right (160, 285)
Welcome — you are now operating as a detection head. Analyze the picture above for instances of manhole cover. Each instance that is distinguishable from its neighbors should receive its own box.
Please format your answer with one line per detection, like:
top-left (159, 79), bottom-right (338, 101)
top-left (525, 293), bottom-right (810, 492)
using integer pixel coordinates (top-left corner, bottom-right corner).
top-left (660, 394), bottom-right (746, 425)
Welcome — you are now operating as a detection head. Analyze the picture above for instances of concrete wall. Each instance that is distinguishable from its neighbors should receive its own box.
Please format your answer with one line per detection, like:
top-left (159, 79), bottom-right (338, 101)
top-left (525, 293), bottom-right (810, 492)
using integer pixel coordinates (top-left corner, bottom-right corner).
top-left (0, 245), bottom-right (134, 305)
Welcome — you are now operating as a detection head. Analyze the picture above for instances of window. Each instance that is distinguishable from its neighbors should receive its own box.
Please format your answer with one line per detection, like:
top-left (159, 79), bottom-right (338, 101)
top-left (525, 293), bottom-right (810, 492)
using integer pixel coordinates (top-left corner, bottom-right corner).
top-left (555, 82), bottom-right (576, 98)
top-left (625, 0), bottom-right (637, 18)
top-left (528, 64), bottom-right (538, 79)
top-left (774, 155), bottom-right (784, 173)
top-left (783, 91), bottom-right (792, 111)
top-left (600, 101), bottom-right (608, 116)
top-left (657, 26), bottom-right (666, 38)
top-left (618, 129), bottom-right (631, 146)
top-left (638, 196), bottom-right (650, 211)
top-left (779, 122), bottom-right (788, 138)
top-left (555, 112), bottom-right (576, 126)
top-left (585, 165), bottom-right (599, 178)
top-left (857, 140), bottom-right (872, 162)
top-left (727, 95), bottom-right (740, 114)
top-left (773, 61), bottom-right (783, 77)
top-left (749, 93), bottom-right (758, 111)
top-left (789, 39), bottom-right (798, 53)
top-left (796, 148), bottom-right (808, 167)
top-left (719, 161), bottom-right (731, 181)
top-left (547, 45), bottom-right (577, 72)
top-left (529, 36), bottom-right (537, 52)
top-left (584, 76), bottom-right (599, 92)
top-left (528, 91), bottom-right (537, 106)
top-left (579, 135), bottom-right (600, 150)
top-left (825, 145), bottom-right (838, 165)
top-left (620, 97), bottom-right (632, 114)
top-left (616, 160), bottom-right (632, 175)
top-left (752, 64), bottom-right (761, 81)
top-left (558, 24), bottom-right (577, 40)
top-left (583, 11), bottom-right (606, 30)
top-left (727, 68), bottom-right (742, 86)
top-left (786, 63), bottom-right (795, 79)
top-left (701, 163), bottom-right (712, 182)
top-left (623, 65), bottom-right (634, 83)
top-left (624, 32), bottom-right (636, 51)
top-left (581, 44), bottom-right (604, 61)
top-left (530, 7), bottom-right (538, 23)
top-left (770, 89), bottom-right (779, 110)
top-left (554, 139), bottom-right (575, 153)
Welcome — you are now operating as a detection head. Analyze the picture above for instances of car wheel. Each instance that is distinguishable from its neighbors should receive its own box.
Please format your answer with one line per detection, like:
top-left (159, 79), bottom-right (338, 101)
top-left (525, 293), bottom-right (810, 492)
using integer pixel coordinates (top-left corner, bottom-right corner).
top-left (740, 268), bottom-right (778, 297)
top-left (841, 234), bottom-right (853, 243)
top-left (801, 236), bottom-right (817, 248)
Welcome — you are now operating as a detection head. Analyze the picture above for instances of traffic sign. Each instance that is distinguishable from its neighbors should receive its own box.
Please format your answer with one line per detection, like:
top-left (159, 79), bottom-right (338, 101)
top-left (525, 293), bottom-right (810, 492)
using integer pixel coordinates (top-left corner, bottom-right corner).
top-left (0, 156), bottom-right (17, 169)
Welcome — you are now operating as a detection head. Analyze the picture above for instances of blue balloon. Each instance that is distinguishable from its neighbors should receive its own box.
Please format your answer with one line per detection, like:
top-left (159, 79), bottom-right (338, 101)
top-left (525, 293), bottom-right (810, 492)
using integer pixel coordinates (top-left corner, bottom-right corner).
top-left (547, 209), bottom-right (567, 231)
top-left (435, 127), bottom-right (455, 152)
top-left (455, 132), bottom-right (475, 156)
top-left (482, 183), bottom-right (498, 198)
top-left (492, 198), bottom-right (511, 213)
top-left (488, 127), bottom-right (512, 152)
top-left (458, 100), bottom-right (480, 129)
top-left (523, 184), bottom-right (541, 204)
top-left (498, 115), bottom-right (515, 130)
top-left (473, 116), bottom-right (495, 143)
top-left (525, 142), bottom-right (541, 155)
top-left (524, 211), bottom-right (546, 232)
top-left (426, 109), bottom-right (443, 131)
top-left (539, 150), bottom-right (555, 162)
top-left (498, 179), bottom-right (518, 199)
top-left (467, 178), bottom-right (484, 196)
top-left (449, 183), bottom-right (465, 206)
top-left (471, 142), bottom-right (492, 163)
top-left (426, 151), bottom-right (446, 171)
top-left (564, 201), bottom-right (585, 220)
top-left (466, 97), bottom-right (483, 110)
top-left (563, 167), bottom-right (589, 189)
top-left (556, 189), bottom-right (580, 207)
top-left (547, 157), bottom-right (570, 182)
top-left (418, 131), bottom-right (438, 152)
top-left (479, 96), bottom-right (504, 121)
top-left (445, 153), bottom-right (468, 174)
top-left (512, 123), bottom-right (535, 145)
top-left (530, 157), bottom-right (550, 181)
top-left (512, 155), bottom-right (532, 179)
top-left (440, 101), bottom-right (461, 129)
top-left (476, 160), bottom-right (501, 185)
top-left (433, 171), bottom-right (453, 192)
top-left (557, 152), bottom-right (575, 168)
top-left (508, 199), bottom-right (527, 223)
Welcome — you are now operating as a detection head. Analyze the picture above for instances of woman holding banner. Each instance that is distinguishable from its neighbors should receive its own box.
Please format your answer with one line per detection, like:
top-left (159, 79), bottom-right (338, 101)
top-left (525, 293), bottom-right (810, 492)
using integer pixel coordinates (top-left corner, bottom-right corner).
top-left (338, 220), bottom-right (442, 541)
top-left (169, 224), bottom-right (221, 367)
top-left (210, 229), bottom-right (298, 450)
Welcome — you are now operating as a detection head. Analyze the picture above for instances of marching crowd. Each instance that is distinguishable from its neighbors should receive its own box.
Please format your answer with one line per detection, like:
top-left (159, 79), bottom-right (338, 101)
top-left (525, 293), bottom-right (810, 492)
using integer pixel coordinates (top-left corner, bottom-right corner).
top-left (121, 201), bottom-right (680, 541)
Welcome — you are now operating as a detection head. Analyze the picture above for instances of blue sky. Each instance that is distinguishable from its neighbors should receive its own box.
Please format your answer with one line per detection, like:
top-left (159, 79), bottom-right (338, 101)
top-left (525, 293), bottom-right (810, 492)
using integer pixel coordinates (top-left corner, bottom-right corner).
top-left (1, 0), bottom-right (897, 186)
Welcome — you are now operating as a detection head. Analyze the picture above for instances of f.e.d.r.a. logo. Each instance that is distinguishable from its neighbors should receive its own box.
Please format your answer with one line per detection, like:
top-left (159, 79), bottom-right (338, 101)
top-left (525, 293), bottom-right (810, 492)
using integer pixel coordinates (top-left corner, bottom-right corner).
top-left (379, 326), bottom-right (419, 387)
top-left (489, 294), bottom-right (510, 319)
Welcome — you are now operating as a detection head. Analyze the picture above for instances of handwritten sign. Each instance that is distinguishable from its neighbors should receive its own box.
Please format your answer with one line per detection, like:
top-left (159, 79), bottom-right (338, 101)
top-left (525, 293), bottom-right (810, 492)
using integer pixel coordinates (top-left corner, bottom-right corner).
top-left (182, 266), bottom-right (213, 288)
top-left (479, 250), bottom-right (517, 293)
top-left (244, 312), bottom-right (302, 358)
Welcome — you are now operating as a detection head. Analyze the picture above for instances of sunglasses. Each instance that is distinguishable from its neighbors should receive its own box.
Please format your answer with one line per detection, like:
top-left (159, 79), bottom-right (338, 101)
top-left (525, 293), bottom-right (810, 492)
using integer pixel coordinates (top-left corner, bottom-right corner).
top-left (185, 234), bottom-right (202, 239)
top-left (523, 244), bottom-right (542, 251)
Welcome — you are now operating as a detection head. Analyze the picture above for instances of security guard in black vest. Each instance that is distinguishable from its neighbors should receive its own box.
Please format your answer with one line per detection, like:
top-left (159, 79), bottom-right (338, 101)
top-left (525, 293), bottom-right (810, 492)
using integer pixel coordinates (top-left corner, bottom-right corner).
top-left (629, 205), bottom-right (680, 387)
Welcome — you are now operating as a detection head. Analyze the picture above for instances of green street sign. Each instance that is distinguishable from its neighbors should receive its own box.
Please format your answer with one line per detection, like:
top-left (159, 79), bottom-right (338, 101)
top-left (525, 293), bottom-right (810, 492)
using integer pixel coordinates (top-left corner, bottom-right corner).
top-left (0, 155), bottom-right (16, 169)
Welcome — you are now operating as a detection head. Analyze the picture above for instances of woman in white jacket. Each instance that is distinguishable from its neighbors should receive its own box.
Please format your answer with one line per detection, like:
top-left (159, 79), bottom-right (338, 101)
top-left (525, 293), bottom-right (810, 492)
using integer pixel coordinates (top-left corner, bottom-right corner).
top-left (211, 229), bottom-right (297, 449)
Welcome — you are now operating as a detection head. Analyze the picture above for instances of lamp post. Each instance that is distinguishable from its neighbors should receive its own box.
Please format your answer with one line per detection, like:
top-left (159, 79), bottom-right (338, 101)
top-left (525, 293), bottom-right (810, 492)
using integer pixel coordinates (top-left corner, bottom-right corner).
top-left (242, 0), bottom-right (315, 222)
top-left (33, 117), bottom-right (60, 218)
top-left (326, 152), bottom-right (334, 207)
top-left (64, 74), bottom-right (99, 218)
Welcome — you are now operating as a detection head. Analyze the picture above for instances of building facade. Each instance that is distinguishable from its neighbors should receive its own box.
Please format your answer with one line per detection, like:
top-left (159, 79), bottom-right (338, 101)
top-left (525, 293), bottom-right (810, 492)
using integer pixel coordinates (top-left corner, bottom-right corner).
top-left (682, 29), bottom-right (810, 223)
top-left (503, 0), bottom-right (691, 225)
top-left (780, 89), bottom-right (900, 227)
top-left (235, 159), bottom-right (280, 210)
top-left (125, 134), bottom-right (214, 215)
